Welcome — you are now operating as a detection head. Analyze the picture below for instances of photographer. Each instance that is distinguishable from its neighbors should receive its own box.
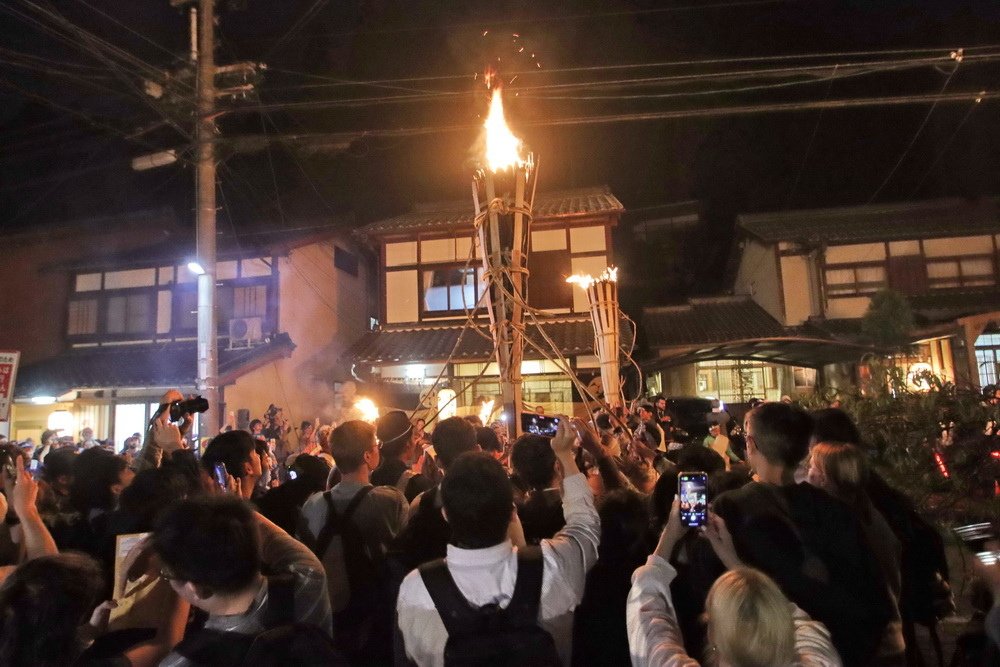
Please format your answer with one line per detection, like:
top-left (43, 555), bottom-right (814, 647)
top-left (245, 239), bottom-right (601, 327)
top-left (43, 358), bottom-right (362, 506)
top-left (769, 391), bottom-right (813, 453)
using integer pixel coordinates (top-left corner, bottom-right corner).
top-left (133, 391), bottom-right (193, 473)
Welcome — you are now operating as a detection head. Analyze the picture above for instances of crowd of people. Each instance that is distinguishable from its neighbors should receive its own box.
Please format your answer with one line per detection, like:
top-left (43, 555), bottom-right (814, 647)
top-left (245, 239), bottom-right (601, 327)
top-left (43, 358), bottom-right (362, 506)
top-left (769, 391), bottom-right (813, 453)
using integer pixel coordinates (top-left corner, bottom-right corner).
top-left (0, 390), bottom-right (996, 667)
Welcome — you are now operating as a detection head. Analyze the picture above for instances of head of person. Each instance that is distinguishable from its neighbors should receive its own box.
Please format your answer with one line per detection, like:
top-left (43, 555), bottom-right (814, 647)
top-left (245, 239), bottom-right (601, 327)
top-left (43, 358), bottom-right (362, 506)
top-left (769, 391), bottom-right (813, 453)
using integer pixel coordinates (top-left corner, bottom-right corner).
top-left (42, 448), bottom-right (78, 493)
top-left (534, 405), bottom-right (545, 416)
top-left (289, 454), bottom-right (332, 492)
top-left (441, 452), bottom-right (513, 549)
top-left (597, 489), bottom-right (649, 563)
top-left (744, 402), bottom-right (814, 470)
top-left (0, 553), bottom-right (104, 667)
top-left (431, 416), bottom-right (478, 471)
top-left (119, 467), bottom-right (190, 530)
top-left (152, 496), bottom-right (261, 611)
top-left (638, 404), bottom-right (654, 422)
top-left (300, 421), bottom-right (314, 438)
top-left (475, 426), bottom-right (503, 460)
top-left (329, 420), bottom-right (379, 475)
top-left (705, 567), bottom-right (796, 667)
top-left (69, 448), bottom-right (132, 514)
top-left (39, 430), bottom-right (58, 447)
top-left (655, 396), bottom-right (667, 412)
top-left (79, 427), bottom-right (94, 442)
top-left (676, 442), bottom-right (726, 475)
top-left (463, 415), bottom-right (484, 428)
top-left (708, 422), bottom-right (721, 437)
top-left (510, 434), bottom-right (556, 491)
top-left (201, 430), bottom-right (261, 487)
top-left (807, 441), bottom-right (871, 516)
top-left (413, 418), bottom-right (426, 435)
top-left (376, 410), bottom-right (414, 461)
top-left (809, 408), bottom-right (863, 447)
top-left (248, 419), bottom-right (263, 435)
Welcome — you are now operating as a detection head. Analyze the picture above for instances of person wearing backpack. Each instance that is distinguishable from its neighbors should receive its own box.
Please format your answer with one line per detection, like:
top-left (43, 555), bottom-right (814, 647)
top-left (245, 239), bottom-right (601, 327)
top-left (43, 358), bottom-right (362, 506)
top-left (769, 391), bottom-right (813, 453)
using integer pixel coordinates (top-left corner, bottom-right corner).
top-left (371, 411), bottom-right (433, 502)
top-left (298, 419), bottom-right (408, 665)
top-left (396, 418), bottom-right (600, 666)
top-left (152, 496), bottom-right (335, 667)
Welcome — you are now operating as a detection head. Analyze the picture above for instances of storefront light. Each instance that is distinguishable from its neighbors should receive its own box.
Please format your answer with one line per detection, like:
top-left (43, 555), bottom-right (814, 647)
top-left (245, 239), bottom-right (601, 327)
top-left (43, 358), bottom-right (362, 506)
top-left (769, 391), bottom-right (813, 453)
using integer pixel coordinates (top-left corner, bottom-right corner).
top-left (31, 396), bottom-right (57, 405)
top-left (47, 410), bottom-right (74, 433)
top-left (405, 364), bottom-right (425, 380)
top-left (437, 389), bottom-right (457, 420)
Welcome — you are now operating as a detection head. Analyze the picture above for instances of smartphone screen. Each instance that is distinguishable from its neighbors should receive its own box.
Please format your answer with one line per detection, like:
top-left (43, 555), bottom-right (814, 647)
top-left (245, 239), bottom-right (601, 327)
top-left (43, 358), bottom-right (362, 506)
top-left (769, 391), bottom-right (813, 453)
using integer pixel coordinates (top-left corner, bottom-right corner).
top-left (28, 460), bottom-right (39, 473)
top-left (288, 470), bottom-right (298, 480)
top-left (213, 462), bottom-right (228, 489)
top-left (678, 472), bottom-right (708, 528)
top-left (522, 413), bottom-right (560, 437)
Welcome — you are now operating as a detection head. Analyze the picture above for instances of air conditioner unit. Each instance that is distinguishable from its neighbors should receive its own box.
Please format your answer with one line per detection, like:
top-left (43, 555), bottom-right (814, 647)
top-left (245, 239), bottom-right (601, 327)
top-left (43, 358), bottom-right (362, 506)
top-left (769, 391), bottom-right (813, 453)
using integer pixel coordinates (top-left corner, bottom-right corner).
top-left (228, 317), bottom-right (263, 348)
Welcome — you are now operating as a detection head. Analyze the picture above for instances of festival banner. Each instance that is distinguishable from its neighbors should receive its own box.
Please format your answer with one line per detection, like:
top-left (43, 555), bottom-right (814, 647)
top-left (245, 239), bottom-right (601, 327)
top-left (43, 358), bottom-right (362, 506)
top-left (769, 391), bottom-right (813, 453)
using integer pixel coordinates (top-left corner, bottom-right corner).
top-left (0, 351), bottom-right (20, 422)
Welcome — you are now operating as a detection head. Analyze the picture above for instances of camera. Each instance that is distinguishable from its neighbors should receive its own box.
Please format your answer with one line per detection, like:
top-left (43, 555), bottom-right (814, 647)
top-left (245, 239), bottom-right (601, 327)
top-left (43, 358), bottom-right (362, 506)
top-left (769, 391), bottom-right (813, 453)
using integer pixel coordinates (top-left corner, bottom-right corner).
top-left (167, 396), bottom-right (210, 422)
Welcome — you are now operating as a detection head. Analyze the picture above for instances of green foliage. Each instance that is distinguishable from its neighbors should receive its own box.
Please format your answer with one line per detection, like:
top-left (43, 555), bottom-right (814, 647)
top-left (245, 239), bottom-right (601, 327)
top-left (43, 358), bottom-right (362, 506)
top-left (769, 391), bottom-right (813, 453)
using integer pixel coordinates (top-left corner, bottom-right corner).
top-left (861, 289), bottom-right (915, 349)
top-left (810, 361), bottom-right (999, 525)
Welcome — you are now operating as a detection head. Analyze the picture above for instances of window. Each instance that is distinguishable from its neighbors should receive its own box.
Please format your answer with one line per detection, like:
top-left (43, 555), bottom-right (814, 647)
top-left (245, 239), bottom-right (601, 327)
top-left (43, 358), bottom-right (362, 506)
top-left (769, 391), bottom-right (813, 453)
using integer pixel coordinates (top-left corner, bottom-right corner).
top-left (334, 246), bottom-right (359, 277)
top-left (527, 249), bottom-right (572, 310)
top-left (174, 289), bottom-right (198, 331)
top-left (824, 264), bottom-right (886, 297)
top-left (219, 284), bottom-right (268, 323)
top-left (975, 333), bottom-right (1000, 387)
top-left (422, 267), bottom-right (482, 314)
top-left (67, 299), bottom-right (98, 336)
top-left (926, 256), bottom-right (996, 289)
top-left (106, 293), bottom-right (153, 335)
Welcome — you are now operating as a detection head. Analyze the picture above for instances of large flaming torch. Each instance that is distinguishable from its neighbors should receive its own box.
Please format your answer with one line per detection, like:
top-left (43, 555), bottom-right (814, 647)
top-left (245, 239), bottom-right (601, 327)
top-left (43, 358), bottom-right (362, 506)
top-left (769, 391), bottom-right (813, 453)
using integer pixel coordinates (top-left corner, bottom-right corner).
top-left (472, 73), bottom-right (536, 438)
top-left (567, 267), bottom-right (622, 409)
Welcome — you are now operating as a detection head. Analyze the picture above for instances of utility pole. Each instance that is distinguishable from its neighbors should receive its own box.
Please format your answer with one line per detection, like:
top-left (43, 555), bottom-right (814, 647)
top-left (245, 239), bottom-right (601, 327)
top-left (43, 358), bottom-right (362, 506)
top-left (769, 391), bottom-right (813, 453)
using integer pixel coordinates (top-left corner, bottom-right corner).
top-left (195, 0), bottom-right (219, 435)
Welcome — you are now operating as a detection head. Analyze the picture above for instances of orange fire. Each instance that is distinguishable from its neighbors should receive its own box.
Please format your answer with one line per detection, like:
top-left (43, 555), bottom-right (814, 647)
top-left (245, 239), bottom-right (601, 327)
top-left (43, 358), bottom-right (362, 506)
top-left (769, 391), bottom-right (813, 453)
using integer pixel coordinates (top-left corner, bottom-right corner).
top-left (483, 80), bottom-right (526, 172)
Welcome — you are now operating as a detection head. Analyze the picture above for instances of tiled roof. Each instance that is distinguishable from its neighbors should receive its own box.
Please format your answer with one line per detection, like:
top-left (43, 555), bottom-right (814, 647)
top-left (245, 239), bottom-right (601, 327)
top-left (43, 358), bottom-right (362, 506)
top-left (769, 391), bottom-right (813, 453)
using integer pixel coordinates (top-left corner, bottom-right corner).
top-left (360, 186), bottom-right (624, 236)
top-left (350, 316), bottom-right (631, 364)
top-left (738, 198), bottom-right (1000, 244)
top-left (14, 334), bottom-right (295, 398)
top-left (643, 296), bottom-right (787, 348)
top-left (908, 288), bottom-right (1000, 321)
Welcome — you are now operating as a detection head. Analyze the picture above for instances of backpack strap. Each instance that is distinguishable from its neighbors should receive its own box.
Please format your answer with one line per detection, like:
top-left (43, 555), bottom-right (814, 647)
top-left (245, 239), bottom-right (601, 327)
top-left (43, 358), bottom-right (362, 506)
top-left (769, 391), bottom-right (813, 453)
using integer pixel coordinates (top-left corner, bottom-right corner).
top-left (418, 546), bottom-right (545, 637)
top-left (505, 547), bottom-right (544, 626)
top-left (313, 485), bottom-right (375, 558)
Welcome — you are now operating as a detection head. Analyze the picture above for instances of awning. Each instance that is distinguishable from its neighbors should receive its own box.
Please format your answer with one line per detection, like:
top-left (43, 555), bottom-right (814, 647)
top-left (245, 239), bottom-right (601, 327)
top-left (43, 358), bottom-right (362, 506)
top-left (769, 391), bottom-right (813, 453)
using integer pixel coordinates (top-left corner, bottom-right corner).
top-left (350, 317), bottom-right (633, 365)
top-left (14, 333), bottom-right (295, 399)
top-left (644, 336), bottom-right (878, 371)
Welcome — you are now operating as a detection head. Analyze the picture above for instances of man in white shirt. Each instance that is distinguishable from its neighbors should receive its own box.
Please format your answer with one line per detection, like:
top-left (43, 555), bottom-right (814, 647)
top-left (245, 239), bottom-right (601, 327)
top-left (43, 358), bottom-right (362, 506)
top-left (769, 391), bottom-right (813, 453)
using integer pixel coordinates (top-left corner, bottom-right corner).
top-left (396, 419), bottom-right (600, 666)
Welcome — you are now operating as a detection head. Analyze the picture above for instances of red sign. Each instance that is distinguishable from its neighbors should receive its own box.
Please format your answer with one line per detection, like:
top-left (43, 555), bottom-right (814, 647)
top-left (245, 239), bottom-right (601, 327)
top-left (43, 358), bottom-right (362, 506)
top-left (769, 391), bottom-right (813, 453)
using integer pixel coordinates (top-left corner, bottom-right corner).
top-left (0, 351), bottom-right (20, 422)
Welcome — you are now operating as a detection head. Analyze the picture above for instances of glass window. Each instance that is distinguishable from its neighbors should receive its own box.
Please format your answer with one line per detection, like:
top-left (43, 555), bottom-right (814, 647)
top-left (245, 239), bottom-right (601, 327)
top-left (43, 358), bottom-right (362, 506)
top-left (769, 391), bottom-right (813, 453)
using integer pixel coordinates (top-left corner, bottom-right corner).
top-left (422, 267), bottom-right (479, 313)
top-left (67, 299), bottom-right (98, 336)
top-left (218, 284), bottom-right (268, 323)
top-left (106, 293), bottom-right (153, 335)
top-left (824, 265), bottom-right (886, 297)
top-left (174, 289), bottom-right (198, 331)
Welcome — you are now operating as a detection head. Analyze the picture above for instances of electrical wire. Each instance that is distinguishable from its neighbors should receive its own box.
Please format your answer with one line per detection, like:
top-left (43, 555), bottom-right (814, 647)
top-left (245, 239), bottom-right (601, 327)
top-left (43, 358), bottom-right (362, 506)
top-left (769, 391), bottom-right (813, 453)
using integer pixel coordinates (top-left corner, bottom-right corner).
top-left (908, 100), bottom-right (980, 197)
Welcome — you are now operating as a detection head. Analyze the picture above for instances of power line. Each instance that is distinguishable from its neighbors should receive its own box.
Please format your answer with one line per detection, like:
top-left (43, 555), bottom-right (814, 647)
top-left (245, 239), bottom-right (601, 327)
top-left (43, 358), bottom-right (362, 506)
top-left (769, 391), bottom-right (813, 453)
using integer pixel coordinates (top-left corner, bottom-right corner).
top-left (867, 59), bottom-right (961, 203)
top-left (908, 100), bottom-right (981, 197)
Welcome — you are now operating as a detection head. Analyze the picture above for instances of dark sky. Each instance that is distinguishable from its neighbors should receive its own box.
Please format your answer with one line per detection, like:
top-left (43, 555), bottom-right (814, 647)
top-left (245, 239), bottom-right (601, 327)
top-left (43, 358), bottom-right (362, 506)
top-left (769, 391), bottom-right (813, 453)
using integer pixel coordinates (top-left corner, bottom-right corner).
top-left (2, 0), bottom-right (1000, 295)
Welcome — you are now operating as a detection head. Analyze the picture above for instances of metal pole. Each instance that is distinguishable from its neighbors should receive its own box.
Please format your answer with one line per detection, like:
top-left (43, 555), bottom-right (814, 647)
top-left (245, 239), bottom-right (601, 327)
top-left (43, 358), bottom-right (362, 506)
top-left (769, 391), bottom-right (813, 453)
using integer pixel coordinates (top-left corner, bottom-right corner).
top-left (196, 0), bottom-right (219, 435)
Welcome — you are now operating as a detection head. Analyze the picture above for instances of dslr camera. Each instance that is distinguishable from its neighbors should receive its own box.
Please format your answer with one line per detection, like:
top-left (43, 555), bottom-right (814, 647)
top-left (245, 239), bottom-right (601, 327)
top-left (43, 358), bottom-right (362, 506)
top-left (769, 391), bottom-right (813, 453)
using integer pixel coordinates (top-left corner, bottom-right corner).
top-left (152, 396), bottom-right (210, 423)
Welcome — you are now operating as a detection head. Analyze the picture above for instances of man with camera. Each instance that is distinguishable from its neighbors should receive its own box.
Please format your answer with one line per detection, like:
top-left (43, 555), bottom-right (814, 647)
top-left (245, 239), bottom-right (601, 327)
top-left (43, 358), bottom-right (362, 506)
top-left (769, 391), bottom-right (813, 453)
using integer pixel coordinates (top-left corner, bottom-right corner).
top-left (133, 390), bottom-right (207, 473)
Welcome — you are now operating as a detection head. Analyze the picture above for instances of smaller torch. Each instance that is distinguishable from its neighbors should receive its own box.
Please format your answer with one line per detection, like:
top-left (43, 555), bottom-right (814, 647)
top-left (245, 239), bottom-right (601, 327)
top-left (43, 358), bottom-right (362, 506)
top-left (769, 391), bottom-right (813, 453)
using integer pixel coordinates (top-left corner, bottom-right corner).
top-left (567, 267), bottom-right (622, 409)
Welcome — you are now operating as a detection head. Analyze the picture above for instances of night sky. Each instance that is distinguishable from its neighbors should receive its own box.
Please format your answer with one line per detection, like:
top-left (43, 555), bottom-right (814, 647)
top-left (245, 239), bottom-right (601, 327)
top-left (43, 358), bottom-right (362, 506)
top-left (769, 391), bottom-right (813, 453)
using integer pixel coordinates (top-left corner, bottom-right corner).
top-left (2, 0), bottom-right (1000, 298)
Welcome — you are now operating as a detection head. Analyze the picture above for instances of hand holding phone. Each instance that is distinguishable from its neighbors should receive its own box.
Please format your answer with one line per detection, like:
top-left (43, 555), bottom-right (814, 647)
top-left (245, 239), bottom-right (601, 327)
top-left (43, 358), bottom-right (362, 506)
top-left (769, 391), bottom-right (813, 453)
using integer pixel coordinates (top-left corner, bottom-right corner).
top-left (678, 471), bottom-right (708, 528)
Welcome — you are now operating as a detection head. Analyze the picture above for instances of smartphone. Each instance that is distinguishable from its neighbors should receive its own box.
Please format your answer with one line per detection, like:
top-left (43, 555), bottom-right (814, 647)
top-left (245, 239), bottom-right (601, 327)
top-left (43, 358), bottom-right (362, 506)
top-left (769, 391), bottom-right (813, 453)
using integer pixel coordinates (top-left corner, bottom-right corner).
top-left (288, 470), bottom-right (298, 481)
top-left (522, 413), bottom-right (560, 437)
top-left (28, 460), bottom-right (39, 473)
top-left (213, 462), bottom-right (228, 489)
top-left (678, 471), bottom-right (708, 528)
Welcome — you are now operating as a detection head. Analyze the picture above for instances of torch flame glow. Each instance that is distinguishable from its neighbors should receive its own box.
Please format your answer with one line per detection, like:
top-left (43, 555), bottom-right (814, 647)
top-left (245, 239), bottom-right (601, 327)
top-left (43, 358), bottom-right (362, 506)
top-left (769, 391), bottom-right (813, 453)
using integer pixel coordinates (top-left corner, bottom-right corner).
top-left (566, 266), bottom-right (619, 290)
top-left (479, 399), bottom-right (495, 425)
top-left (483, 83), bottom-right (525, 172)
top-left (354, 398), bottom-right (379, 423)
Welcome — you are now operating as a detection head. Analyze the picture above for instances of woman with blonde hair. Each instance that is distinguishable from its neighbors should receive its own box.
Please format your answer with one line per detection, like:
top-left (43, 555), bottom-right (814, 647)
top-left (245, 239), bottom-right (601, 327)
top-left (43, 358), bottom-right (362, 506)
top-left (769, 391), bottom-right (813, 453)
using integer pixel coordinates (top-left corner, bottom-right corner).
top-left (627, 499), bottom-right (841, 666)
top-left (808, 441), bottom-right (906, 664)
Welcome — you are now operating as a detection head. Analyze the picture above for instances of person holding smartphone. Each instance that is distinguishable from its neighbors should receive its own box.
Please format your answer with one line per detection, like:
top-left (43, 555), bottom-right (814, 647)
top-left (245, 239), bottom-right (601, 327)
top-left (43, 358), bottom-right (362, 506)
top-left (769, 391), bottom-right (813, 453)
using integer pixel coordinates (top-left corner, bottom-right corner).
top-left (628, 499), bottom-right (841, 666)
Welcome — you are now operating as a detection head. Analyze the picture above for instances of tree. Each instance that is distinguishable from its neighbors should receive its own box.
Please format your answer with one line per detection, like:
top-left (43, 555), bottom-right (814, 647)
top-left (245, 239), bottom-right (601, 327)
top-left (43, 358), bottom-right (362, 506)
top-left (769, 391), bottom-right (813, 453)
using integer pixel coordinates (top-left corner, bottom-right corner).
top-left (861, 289), bottom-right (915, 349)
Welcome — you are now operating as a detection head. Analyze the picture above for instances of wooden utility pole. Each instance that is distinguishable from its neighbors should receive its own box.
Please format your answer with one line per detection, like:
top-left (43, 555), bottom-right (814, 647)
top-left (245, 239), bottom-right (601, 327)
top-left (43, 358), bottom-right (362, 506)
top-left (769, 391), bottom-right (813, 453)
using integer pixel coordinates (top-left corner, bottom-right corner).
top-left (195, 0), bottom-right (219, 435)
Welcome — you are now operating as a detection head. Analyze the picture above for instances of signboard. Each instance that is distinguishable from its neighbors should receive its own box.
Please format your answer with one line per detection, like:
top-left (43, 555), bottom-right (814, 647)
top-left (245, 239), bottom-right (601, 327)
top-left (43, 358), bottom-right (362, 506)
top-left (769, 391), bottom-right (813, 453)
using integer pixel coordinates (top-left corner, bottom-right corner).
top-left (0, 351), bottom-right (20, 422)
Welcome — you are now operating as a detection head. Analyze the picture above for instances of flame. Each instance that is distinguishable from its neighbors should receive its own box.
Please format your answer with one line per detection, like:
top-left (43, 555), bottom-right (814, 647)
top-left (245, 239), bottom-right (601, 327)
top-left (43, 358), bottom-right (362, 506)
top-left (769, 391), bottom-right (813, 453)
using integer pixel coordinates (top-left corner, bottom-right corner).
top-left (483, 81), bottom-right (525, 172)
top-left (479, 399), bottom-right (495, 425)
top-left (354, 398), bottom-right (379, 423)
top-left (566, 266), bottom-right (619, 290)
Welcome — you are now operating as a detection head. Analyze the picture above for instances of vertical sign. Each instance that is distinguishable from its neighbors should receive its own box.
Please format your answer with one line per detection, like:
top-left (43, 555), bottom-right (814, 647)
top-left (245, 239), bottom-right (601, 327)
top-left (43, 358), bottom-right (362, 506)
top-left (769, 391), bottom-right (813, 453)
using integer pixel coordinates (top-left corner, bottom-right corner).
top-left (0, 351), bottom-right (20, 422)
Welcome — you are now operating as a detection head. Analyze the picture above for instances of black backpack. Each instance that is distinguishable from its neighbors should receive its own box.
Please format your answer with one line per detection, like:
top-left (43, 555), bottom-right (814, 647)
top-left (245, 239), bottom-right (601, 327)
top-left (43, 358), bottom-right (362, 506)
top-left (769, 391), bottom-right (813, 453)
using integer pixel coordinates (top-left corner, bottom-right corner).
top-left (173, 573), bottom-right (347, 667)
top-left (418, 546), bottom-right (561, 667)
top-left (311, 485), bottom-right (393, 664)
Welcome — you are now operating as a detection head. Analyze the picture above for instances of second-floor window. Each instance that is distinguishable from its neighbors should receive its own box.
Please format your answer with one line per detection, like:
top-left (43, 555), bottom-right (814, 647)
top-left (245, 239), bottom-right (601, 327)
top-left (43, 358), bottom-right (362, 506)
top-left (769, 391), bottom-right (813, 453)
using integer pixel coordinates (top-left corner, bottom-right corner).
top-left (422, 267), bottom-right (482, 314)
top-left (824, 264), bottom-right (886, 297)
top-left (106, 293), bottom-right (154, 334)
top-left (926, 256), bottom-right (996, 289)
